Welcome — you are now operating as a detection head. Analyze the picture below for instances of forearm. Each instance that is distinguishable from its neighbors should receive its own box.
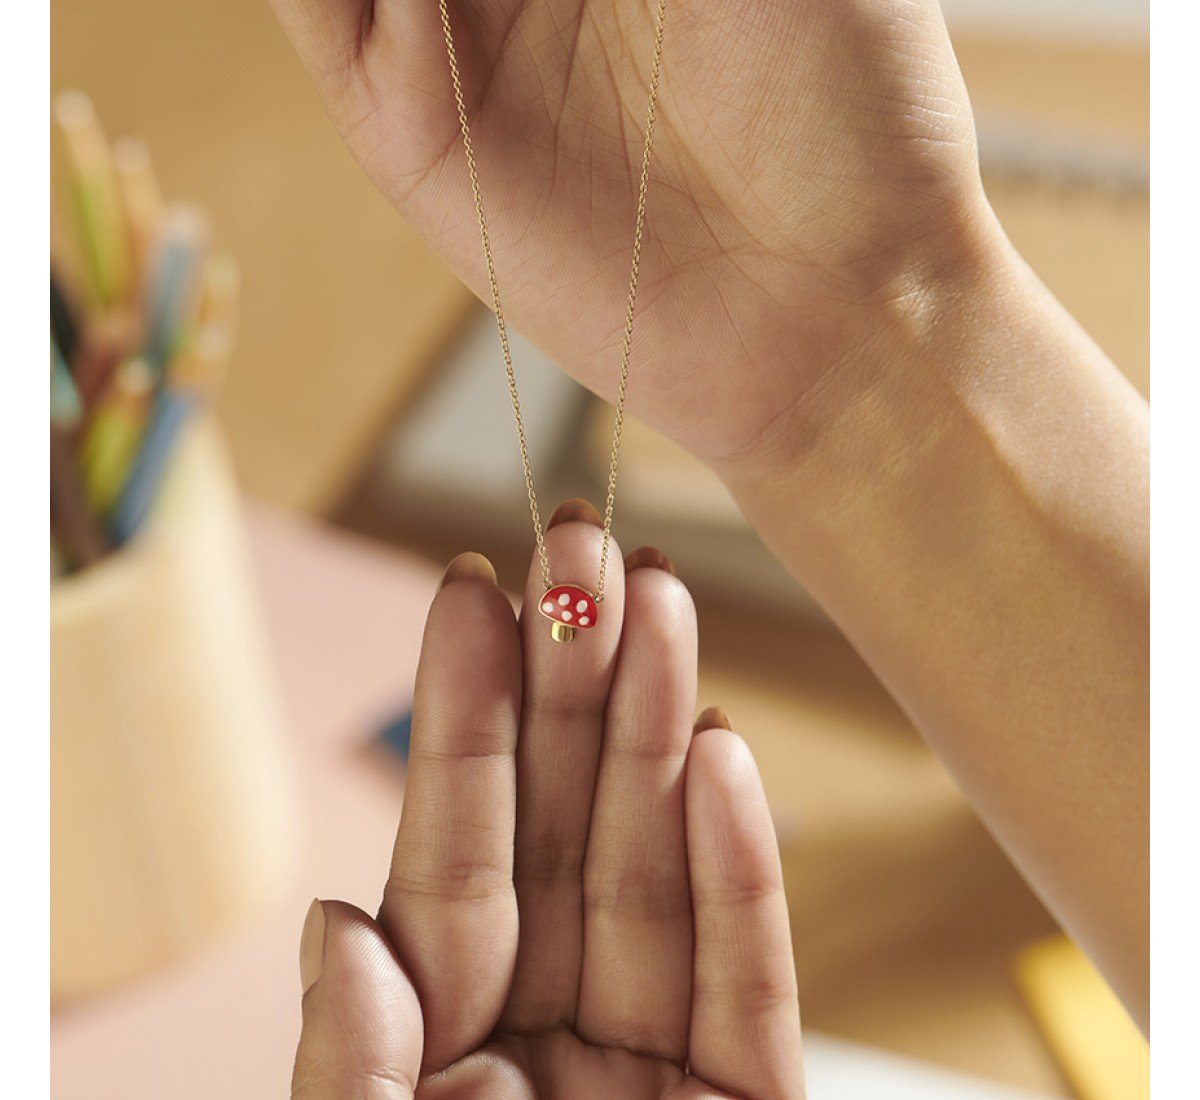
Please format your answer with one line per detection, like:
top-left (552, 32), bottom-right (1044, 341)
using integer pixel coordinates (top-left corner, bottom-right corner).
top-left (718, 213), bottom-right (1149, 1027)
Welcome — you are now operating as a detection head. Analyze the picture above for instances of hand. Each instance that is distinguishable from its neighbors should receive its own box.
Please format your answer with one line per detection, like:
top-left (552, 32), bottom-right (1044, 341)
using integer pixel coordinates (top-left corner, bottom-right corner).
top-left (291, 503), bottom-right (804, 1098)
top-left (270, 0), bottom-right (989, 464)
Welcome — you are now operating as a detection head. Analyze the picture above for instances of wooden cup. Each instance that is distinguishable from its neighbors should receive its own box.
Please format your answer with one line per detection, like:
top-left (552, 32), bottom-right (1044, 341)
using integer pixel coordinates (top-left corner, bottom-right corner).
top-left (51, 418), bottom-right (298, 1002)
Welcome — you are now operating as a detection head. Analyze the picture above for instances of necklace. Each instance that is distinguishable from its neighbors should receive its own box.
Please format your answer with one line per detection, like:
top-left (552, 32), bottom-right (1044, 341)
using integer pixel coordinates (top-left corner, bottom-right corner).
top-left (438, 0), bottom-right (669, 642)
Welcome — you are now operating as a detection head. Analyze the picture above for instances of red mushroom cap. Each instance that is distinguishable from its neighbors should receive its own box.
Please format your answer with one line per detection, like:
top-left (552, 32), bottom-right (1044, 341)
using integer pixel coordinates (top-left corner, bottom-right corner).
top-left (538, 584), bottom-right (598, 629)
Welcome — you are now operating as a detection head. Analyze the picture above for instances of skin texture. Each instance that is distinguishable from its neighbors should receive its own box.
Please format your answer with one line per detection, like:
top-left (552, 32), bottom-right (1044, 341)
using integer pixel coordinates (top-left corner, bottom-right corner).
top-left (273, 0), bottom-right (1149, 1057)
top-left (269, 0), bottom-right (983, 460)
top-left (292, 519), bottom-right (804, 1098)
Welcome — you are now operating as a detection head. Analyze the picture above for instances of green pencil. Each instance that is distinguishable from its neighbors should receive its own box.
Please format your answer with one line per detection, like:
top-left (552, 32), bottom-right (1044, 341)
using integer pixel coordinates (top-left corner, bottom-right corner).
top-left (54, 90), bottom-right (133, 308)
top-left (82, 357), bottom-right (154, 515)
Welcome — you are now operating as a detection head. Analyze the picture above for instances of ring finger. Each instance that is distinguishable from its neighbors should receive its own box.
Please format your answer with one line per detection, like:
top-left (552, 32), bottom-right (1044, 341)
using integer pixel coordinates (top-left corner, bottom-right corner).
top-left (575, 547), bottom-right (698, 1064)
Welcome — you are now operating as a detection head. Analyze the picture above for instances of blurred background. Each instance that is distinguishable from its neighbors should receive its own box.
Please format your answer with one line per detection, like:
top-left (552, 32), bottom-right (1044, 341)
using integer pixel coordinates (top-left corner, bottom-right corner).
top-left (49, 0), bottom-right (1148, 1097)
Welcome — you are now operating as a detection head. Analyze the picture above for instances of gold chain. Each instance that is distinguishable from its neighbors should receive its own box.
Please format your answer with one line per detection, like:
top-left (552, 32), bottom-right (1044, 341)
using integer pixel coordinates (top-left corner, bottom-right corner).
top-left (438, 0), bottom-right (668, 602)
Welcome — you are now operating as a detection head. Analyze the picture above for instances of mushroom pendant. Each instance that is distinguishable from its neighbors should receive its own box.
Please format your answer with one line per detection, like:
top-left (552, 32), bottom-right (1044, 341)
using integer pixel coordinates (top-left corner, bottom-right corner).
top-left (538, 583), bottom-right (599, 643)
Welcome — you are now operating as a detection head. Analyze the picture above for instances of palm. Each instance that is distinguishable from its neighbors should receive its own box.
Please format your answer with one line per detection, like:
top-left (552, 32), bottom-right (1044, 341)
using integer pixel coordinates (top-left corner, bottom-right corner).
top-left (420, 1028), bottom-right (734, 1097)
top-left (292, 522), bottom-right (803, 1098)
top-left (274, 0), bottom-right (980, 460)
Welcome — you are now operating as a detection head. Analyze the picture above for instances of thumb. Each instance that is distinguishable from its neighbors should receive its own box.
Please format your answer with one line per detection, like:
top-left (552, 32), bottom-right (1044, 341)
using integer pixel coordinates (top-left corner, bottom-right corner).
top-left (291, 899), bottom-right (424, 1099)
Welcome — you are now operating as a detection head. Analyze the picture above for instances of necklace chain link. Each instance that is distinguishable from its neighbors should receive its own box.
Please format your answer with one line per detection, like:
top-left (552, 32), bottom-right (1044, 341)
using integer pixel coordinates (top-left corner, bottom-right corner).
top-left (438, 0), bottom-right (668, 602)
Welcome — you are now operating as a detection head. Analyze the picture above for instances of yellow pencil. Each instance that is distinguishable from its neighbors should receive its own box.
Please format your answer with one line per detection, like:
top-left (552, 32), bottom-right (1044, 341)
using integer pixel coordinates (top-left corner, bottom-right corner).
top-left (54, 90), bottom-right (132, 307)
top-left (113, 137), bottom-right (165, 294)
top-left (81, 357), bottom-right (155, 515)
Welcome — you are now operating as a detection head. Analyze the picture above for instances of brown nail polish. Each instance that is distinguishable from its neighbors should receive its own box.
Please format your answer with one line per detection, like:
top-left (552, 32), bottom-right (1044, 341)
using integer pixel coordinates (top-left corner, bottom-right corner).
top-left (547, 498), bottom-right (603, 530)
top-left (438, 551), bottom-right (498, 591)
top-left (299, 898), bottom-right (326, 995)
top-left (624, 546), bottom-right (675, 575)
top-left (693, 706), bottom-right (732, 733)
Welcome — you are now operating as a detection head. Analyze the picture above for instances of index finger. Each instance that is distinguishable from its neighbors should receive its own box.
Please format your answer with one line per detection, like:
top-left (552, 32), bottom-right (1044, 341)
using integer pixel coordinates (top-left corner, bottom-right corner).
top-left (379, 552), bottom-right (522, 1074)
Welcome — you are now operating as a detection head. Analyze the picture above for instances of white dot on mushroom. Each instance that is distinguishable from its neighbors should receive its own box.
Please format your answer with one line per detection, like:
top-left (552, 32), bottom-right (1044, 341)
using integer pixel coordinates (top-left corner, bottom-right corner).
top-left (561, 610), bottom-right (573, 622)
top-left (576, 599), bottom-right (587, 612)
top-left (558, 594), bottom-right (570, 606)
top-left (541, 601), bottom-right (554, 614)
top-left (579, 616), bottom-right (589, 626)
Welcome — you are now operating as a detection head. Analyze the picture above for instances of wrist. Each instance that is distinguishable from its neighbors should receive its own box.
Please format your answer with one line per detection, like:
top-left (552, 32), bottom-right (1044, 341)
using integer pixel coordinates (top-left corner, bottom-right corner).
top-left (711, 192), bottom-right (1020, 487)
top-left (709, 189), bottom-right (1146, 602)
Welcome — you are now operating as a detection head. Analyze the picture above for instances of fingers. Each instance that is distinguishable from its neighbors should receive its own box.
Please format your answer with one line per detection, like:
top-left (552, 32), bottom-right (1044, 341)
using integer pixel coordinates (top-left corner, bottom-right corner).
top-left (267, 0), bottom-right (371, 88)
top-left (379, 553), bottom-right (521, 1073)
top-left (685, 727), bottom-right (805, 1100)
top-left (292, 900), bottom-right (422, 1100)
top-left (575, 550), bottom-right (697, 1064)
top-left (268, 0), bottom-right (482, 184)
top-left (500, 501), bottom-right (625, 1031)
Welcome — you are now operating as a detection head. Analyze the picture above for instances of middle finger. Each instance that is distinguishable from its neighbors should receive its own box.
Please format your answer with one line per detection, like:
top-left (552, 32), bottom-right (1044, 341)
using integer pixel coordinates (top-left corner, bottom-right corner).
top-left (499, 500), bottom-right (625, 1032)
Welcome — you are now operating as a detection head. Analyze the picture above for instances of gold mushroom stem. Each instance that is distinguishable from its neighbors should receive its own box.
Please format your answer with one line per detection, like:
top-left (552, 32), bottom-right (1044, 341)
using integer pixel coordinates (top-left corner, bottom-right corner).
top-left (550, 622), bottom-right (576, 643)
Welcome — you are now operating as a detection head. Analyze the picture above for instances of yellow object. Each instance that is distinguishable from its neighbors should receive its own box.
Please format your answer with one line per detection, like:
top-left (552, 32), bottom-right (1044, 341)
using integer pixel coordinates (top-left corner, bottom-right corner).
top-left (54, 90), bottom-right (133, 306)
top-left (81, 358), bottom-right (154, 514)
top-left (1015, 936), bottom-right (1148, 1100)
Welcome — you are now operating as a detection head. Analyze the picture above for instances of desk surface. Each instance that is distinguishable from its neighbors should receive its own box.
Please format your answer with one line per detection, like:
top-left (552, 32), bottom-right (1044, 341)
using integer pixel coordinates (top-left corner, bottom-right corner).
top-left (50, 507), bottom-right (1067, 1097)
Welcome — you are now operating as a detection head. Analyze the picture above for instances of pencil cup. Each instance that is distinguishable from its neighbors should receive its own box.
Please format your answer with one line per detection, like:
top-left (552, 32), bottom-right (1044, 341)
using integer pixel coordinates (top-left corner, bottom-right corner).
top-left (51, 418), bottom-right (298, 1002)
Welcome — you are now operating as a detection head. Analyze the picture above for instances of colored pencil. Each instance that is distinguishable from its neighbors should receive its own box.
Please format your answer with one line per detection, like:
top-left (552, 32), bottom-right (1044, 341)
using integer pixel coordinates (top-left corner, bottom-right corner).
top-left (71, 308), bottom-right (139, 410)
top-left (51, 426), bottom-right (112, 568)
top-left (171, 325), bottom-right (232, 391)
top-left (81, 358), bottom-right (155, 515)
top-left (142, 204), bottom-right (210, 371)
top-left (50, 98), bottom-right (239, 569)
top-left (107, 389), bottom-right (195, 545)
top-left (54, 90), bottom-right (133, 307)
top-left (109, 319), bottom-right (234, 545)
top-left (113, 137), bottom-right (165, 292)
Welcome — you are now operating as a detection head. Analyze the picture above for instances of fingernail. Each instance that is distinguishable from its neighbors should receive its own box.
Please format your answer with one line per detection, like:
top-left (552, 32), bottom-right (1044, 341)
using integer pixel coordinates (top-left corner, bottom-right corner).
top-left (299, 898), bottom-right (326, 995)
top-left (438, 551), bottom-right (497, 591)
top-left (547, 498), bottom-right (602, 530)
top-left (624, 546), bottom-right (675, 575)
top-left (694, 706), bottom-right (732, 733)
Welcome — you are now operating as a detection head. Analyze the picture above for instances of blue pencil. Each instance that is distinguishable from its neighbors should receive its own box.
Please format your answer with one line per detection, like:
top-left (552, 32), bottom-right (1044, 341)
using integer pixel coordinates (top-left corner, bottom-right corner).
top-left (107, 389), bottom-right (196, 544)
top-left (142, 205), bottom-right (208, 371)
